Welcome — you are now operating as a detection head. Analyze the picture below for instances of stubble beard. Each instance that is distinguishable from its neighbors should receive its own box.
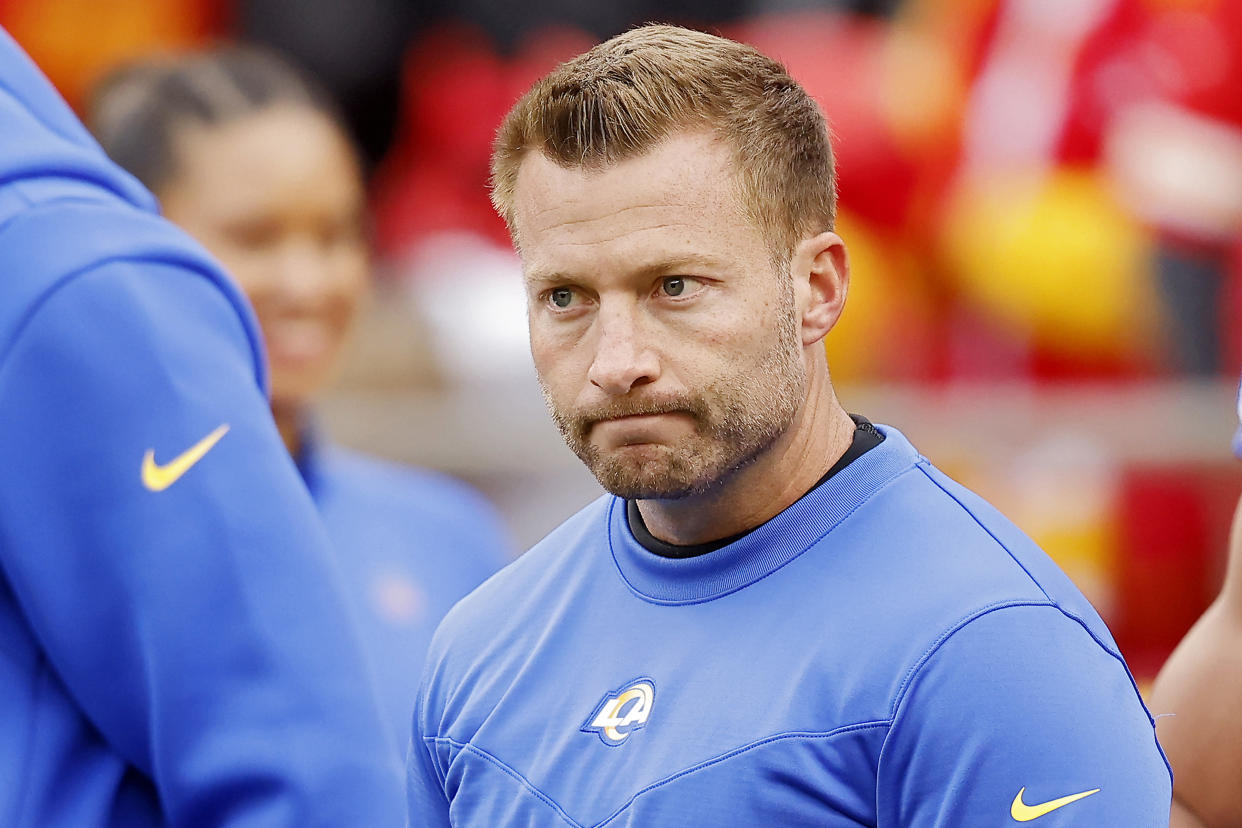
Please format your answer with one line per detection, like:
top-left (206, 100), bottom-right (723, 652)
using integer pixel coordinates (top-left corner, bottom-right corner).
top-left (541, 293), bottom-right (807, 501)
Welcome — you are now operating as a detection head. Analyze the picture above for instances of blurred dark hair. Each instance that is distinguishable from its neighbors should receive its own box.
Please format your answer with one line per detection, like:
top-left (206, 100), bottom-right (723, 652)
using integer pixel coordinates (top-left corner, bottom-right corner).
top-left (88, 45), bottom-right (348, 193)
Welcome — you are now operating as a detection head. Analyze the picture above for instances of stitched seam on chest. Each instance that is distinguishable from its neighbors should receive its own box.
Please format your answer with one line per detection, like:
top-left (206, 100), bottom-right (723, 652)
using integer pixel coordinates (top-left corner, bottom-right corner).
top-left (424, 736), bottom-right (584, 828)
top-left (593, 721), bottom-right (891, 827)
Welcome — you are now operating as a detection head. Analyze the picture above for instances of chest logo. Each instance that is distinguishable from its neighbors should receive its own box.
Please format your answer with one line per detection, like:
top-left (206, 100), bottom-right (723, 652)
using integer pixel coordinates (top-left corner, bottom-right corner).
top-left (581, 678), bottom-right (655, 746)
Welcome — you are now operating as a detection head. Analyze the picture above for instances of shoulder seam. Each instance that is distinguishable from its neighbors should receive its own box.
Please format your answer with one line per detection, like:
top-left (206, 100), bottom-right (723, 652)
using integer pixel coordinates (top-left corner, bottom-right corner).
top-left (890, 599), bottom-right (1057, 718)
top-left (890, 600), bottom-right (1130, 718)
top-left (909, 463), bottom-right (1133, 673)
top-left (915, 462), bottom-right (1053, 602)
top-left (883, 600), bottom-right (1173, 785)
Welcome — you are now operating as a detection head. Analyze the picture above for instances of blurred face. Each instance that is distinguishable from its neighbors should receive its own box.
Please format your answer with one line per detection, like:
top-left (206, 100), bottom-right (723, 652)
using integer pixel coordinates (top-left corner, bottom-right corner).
top-left (159, 104), bottom-right (368, 410)
top-left (514, 132), bottom-right (808, 500)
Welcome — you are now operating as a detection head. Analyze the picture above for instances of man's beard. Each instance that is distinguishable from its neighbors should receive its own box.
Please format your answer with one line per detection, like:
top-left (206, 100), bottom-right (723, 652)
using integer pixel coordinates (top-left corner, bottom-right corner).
top-left (541, 293), bottom-right (807, 500)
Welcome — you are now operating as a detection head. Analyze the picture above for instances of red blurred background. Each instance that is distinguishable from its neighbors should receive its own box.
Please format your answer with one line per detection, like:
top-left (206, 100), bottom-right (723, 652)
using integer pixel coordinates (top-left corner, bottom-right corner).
top-left (6, 0), bottom-right (1241, 680)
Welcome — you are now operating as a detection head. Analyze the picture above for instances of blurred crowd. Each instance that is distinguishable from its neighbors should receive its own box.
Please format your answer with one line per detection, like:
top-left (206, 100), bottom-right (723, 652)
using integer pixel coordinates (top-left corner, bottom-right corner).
top-left (6, 0), bottom-right (1241, 675)
top-left (10, 0), bottom-right (1241, 382)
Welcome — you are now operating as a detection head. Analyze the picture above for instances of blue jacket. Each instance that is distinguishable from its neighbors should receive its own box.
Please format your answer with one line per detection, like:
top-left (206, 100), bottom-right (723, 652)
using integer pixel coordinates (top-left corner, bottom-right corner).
top-left (410, 426), bottom-right (1172, 826)
top-left (0, 28), bottom-right (404, 826)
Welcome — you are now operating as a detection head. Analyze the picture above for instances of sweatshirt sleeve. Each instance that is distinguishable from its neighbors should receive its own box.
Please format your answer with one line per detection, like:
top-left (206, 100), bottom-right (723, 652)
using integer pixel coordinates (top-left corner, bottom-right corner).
top-left (0, 258), bottom-right (404, 826)
top-left (876, 604), bottom-right (1172, 826)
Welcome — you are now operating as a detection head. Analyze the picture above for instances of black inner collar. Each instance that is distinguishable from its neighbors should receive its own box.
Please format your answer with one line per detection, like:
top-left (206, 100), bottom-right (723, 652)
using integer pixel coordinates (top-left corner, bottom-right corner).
top-left (627, 414), bottom-right (884, 559)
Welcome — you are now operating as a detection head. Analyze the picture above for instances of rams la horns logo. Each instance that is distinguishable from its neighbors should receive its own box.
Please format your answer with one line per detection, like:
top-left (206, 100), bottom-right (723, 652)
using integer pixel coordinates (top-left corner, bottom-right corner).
top-left (581, 678), bottom-right (656, 746)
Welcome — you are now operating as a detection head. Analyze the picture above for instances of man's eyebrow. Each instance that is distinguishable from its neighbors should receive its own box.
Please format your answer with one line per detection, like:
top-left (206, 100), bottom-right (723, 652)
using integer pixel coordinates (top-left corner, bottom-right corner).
top-left (523, 269), bottom-right (571, 287)
top-left (635, 253), bottom-right (730, 276)
top-left (524, 254), bottom-right (730, 286)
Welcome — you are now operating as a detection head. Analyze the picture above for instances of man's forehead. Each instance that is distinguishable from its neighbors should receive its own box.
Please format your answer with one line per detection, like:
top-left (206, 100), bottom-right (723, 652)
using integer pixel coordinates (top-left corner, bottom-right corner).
top-left (511, 133), bottom-right (747, 245)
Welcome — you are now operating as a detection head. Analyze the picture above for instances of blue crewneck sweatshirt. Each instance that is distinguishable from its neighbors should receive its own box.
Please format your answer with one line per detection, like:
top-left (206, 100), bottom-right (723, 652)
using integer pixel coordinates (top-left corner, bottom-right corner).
top-left (411, 425), bottom-right (1171, 826)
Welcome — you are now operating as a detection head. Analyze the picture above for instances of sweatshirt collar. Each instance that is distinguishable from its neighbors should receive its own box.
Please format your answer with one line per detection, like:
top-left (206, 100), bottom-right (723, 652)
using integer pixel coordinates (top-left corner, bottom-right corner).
top-left (607, 424), bottom-right (920, 604)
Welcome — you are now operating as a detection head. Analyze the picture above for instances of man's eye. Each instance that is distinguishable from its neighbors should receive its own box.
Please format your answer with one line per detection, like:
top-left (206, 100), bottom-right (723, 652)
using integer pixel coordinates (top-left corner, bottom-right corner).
top-left (661, 277), bottom-right (686, 297)
top-left (549, 288), bottom-right (575, 308)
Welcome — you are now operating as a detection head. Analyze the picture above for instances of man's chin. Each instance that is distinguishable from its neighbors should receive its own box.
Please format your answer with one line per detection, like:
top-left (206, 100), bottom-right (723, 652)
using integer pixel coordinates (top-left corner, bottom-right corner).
top-left (586, 457), bottom-right (712, 501)
top-left (601, 481), bottom-right (700, 501)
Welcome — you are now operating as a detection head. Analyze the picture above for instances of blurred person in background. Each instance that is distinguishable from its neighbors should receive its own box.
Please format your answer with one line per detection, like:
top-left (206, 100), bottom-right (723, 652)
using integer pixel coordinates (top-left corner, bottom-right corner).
top-left (408, 24), bottom-right (1171, 826)
top-left (1149, 381), bottom-right (1242, 828)
top-left (0, 27), bottom-right (403, 826)
top-left (88, 46), bottom-right (513, 756)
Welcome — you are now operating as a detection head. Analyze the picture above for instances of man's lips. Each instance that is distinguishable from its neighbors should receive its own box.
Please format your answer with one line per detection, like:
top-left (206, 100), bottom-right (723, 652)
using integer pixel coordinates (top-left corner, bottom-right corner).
top-left (589, 409), bottom-right (690, 426)
top-left (588, 411), bottom-right (693, 444)
top-left (598, 412), bottom-right (677, 423)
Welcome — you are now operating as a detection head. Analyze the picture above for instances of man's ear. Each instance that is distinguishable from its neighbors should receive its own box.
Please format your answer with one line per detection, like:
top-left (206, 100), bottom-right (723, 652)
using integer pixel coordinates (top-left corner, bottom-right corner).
top-left (792, 231), bottom-right (849, 347)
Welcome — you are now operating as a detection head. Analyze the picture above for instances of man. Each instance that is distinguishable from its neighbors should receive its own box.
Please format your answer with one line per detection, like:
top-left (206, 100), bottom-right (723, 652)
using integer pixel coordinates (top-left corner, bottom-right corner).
top-left (0, 28), bottom-right (403, 826)
top-left (408, 25), bottom-right (1171, 826)
top-left (1148, 383), bottom-right (1242, 828)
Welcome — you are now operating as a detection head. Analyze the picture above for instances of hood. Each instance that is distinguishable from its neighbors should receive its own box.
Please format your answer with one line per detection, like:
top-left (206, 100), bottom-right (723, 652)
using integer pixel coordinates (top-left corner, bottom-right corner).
top-left (0, 27), bottom-right (157, 214)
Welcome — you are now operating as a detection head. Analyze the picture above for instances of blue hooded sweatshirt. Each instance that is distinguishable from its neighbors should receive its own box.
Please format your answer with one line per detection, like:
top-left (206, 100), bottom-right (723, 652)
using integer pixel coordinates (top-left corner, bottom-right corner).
top-left (0, 28), bottom-right (404, 826)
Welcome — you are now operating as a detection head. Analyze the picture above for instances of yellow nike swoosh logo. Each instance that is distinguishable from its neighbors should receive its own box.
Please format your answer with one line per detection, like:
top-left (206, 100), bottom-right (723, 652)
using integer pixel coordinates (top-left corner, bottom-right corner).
top-left (1011, 786), bottom-right (1101, 821)
top-left (141, 424), bottom-right (230, 492)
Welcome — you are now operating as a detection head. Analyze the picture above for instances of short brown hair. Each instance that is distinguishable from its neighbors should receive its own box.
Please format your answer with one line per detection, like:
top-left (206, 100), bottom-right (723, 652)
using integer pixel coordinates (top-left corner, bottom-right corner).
top-left (490, 24), bottom-right (837, 259)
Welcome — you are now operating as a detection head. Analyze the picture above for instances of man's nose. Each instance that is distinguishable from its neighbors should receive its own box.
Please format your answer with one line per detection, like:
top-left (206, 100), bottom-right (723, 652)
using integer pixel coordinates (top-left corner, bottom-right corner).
top-left (587, 305), bottom-right (660, 396)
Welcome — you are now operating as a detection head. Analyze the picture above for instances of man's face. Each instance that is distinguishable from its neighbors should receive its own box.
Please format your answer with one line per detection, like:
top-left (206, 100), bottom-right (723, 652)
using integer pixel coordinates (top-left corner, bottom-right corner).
top-left (513, 132), bottom-right (808, 500)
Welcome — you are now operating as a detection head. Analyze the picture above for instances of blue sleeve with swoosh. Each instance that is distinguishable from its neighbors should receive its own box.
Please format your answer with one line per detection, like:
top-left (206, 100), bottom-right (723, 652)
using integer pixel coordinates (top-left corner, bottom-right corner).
top-left (876, 604), bottom-right (1171, 826)
top-left (0, 259), bottom-right (404, 826)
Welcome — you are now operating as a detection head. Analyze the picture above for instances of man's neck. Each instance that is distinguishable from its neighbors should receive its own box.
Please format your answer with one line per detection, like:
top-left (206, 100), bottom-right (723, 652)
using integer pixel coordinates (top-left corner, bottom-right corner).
top-left (634, 377), bottom-right (855, 546)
